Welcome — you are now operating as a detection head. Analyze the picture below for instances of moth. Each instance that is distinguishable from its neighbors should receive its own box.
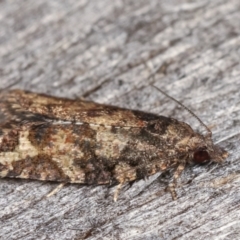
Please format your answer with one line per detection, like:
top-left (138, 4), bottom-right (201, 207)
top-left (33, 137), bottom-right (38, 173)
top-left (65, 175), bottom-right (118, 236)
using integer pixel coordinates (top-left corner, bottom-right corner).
top-left (0, 89), bottom-right (228, 200)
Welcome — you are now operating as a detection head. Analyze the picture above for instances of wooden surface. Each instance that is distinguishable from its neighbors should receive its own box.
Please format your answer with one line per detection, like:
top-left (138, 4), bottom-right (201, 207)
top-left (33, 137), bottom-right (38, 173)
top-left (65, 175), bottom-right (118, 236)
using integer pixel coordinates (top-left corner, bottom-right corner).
top-left (0, 0), bottom-right (240, 239)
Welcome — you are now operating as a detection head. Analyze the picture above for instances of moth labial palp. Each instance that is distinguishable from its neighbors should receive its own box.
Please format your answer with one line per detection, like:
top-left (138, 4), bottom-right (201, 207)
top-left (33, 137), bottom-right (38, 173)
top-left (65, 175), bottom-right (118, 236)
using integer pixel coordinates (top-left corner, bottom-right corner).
top-left (0, 89), bottom-right (228, 201)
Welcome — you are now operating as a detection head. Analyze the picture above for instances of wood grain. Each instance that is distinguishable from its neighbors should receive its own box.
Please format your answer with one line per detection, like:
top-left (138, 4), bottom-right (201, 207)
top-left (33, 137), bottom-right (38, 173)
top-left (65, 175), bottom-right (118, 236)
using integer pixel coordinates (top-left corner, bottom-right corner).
top-left (0, 0), bottom-right (239, 239)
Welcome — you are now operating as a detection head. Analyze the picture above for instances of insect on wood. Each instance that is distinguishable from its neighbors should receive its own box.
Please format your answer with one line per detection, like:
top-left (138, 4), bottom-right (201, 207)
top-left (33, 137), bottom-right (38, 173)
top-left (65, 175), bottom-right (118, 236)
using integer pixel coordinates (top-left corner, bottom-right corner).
top-left (0, 89), bottom-right (228, 201)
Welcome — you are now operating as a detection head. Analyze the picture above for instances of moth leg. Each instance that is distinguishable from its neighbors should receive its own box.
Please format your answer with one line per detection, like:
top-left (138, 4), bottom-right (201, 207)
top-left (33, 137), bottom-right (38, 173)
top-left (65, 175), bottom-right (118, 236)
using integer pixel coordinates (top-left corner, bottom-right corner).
top-left (104, 178), bottom-right (118, 199)
top-left (168, 163), bottom-right (185, 200)
top-left (113, 163), bottom-right (136, 201)
top-left (113, 182), bottom-right (124, 202)
top-left (46, 183), bottom-right (66, 198)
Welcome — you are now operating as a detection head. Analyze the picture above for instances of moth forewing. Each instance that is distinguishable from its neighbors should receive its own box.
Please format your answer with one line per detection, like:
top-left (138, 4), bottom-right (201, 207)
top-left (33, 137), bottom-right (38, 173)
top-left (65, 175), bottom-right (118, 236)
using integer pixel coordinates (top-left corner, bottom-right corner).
top-left (0, 89), bottom-right (228, 200)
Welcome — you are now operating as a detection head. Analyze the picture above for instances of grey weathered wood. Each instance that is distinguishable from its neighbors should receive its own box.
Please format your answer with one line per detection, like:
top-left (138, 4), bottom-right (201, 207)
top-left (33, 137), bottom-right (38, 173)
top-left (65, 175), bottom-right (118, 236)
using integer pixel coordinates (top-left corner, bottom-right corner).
top-left (0, 0), bottom-right (240, 239)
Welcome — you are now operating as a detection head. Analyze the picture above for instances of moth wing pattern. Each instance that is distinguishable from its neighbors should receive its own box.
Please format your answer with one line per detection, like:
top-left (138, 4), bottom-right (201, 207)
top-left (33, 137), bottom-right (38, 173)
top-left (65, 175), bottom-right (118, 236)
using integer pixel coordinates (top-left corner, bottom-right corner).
top-left (0, 90), bottom-right (171, 185)
top-left (0, 89), bottom-right (228, 201)
top-left (0, 90), bottom-right (150, 127)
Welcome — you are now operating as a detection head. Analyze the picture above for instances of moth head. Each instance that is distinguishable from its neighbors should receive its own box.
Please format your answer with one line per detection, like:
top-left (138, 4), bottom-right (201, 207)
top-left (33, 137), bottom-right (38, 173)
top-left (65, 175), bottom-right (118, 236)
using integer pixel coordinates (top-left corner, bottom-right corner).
top-left (190, 134), bottom-right (228, 164)
top-left (151, 84), bottom-right (228, 165)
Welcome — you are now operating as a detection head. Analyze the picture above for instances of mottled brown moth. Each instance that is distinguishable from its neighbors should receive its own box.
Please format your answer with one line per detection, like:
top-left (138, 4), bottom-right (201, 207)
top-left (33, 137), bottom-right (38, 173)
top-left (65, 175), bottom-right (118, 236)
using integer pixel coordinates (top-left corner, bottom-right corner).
top-left (0, 89), bottom-right (228, 200)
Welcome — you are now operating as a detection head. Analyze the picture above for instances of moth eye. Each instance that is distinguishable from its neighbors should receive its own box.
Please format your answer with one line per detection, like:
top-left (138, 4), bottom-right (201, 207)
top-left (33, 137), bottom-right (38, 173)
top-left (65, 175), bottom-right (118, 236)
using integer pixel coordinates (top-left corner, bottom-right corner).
top-left (193, 149), bottom-right (210, 164)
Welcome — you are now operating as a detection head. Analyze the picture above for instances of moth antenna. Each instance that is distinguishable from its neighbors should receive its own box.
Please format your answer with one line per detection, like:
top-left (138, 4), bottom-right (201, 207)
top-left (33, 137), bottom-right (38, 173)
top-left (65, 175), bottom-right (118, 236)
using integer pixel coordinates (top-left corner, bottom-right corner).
top-left (151, 84), bottom-right (212, 138)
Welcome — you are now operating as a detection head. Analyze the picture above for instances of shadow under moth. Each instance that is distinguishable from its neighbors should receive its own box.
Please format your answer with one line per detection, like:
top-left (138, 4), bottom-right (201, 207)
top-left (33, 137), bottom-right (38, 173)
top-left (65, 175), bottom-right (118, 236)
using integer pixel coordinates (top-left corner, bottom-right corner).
top-left (0, 89), bottom-right (228, 201)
